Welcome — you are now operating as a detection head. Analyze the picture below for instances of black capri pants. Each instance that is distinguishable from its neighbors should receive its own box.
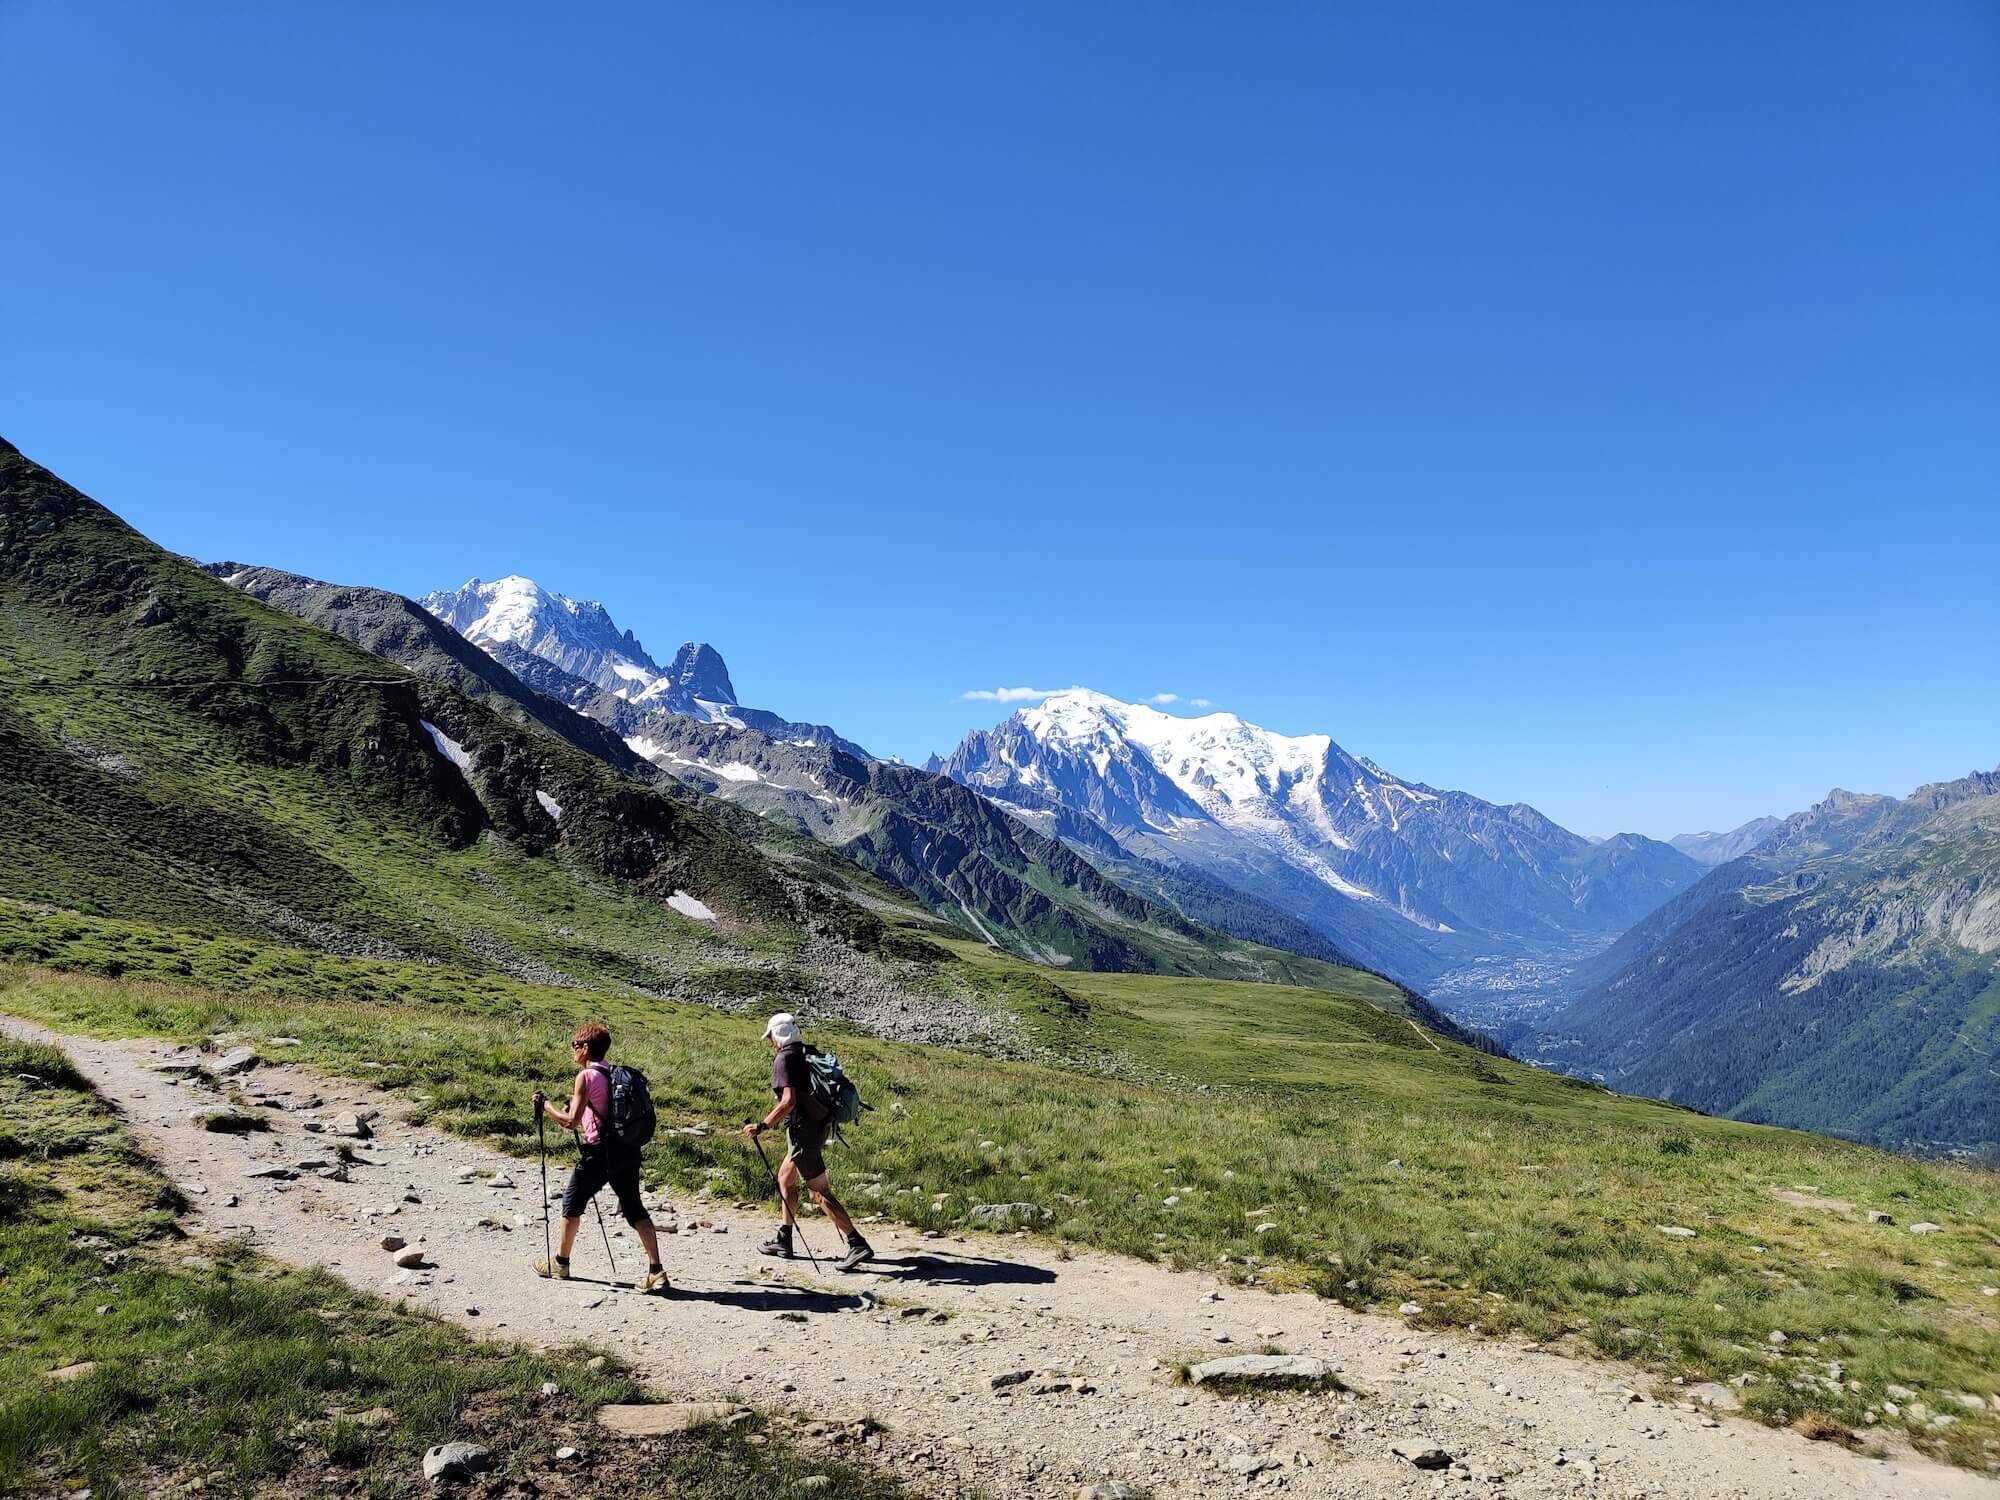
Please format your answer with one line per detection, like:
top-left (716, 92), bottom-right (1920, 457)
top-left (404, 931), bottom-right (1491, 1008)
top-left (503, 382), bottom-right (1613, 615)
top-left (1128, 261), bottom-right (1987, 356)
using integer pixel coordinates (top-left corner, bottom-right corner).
top-left (562, 1141), bottom-right (650, 1224)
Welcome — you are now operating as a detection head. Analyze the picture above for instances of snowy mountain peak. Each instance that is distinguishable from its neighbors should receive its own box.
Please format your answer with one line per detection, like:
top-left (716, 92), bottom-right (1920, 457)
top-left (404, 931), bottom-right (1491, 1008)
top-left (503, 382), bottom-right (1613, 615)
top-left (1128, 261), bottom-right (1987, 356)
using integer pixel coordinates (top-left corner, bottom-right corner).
top-left (945, 687), bottom-right (1704, 999)
top-left (420, 575), bottom-right (663, 699)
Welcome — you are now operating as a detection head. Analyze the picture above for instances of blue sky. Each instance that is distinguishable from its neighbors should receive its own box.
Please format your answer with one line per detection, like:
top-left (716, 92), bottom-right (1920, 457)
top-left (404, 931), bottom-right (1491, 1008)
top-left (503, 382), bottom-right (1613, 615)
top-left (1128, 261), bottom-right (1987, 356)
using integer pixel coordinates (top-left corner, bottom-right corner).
top-left (4, 3), bottom-right (1995, 838)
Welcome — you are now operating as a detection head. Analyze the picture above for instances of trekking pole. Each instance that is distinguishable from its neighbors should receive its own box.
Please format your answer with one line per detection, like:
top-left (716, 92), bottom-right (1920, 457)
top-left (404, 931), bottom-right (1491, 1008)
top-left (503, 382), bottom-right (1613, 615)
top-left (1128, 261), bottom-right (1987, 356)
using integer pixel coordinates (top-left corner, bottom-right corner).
top-left (572, 1127), bottom-right (620, 1280)
top-left (750, 1130), bottom-right (821, 1272)
top-left (536, 1105), bottom-right (552, 1273)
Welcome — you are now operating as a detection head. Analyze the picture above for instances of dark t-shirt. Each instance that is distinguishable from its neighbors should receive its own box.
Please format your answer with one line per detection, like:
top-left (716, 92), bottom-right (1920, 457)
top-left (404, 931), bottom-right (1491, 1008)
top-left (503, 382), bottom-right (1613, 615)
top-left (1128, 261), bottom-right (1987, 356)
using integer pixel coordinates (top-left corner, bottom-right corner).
top-left (771, 1042), bottom-right (829, 1124)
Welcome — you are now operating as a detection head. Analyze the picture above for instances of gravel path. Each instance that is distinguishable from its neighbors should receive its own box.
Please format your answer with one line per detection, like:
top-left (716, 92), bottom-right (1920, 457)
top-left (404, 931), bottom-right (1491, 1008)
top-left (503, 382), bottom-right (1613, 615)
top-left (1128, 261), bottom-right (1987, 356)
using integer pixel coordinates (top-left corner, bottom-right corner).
top-left (15, 1017), bottom-right (1995, 1500)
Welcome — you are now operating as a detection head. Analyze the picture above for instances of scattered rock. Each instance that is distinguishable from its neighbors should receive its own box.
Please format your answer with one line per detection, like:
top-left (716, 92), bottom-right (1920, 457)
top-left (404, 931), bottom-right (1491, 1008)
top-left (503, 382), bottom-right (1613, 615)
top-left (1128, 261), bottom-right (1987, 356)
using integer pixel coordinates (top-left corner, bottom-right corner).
top-left (328, 1112), bottom-right (371, 1139)
top-left (176, 1181), bottom-right (209, 1197)
top-left (990, 1369), bottom-right (1034, 1390)
top-left (204, 1046), bottom-right (259, 1077)
top-left (1656, 1225), bottom-right (1696, 1238)
top-left (1187, 1354), bottom-right (1331, 1386)
top-left (490, 1173), bottom-right (514, 1188)
top-left (45, 1361), bottom-right (99, 1382)
top-left (1398, 1302), bottom-right (1424, 1318)
top-left (381, 1235), bottom-right (407, 1252)
top-left (1688, 1383), bottom-right (1740, 1411)
top-left (394, 1248), bottom-right (428, 1269)
top-left (597, 1403), bottom-right (752, 1436)
top-left (1223, 1453), bottom-right (1281, 1475)
top-left (967, 1202), bottom-right (1046, 1228)
top-left (1077, 1485), bottom-right (1148, 1500)
top-left (1910, 1222), bottom-right (1942, 1235)
top-left (1866, 1210), bottom-right (1895, 1225)
top-left (555, 1445), bottom-right (578, 1461)
top-left (421, 1441), bottom-right (493, 1485)
top-left (245, 1165), bottom-right (297, 1180)
top-left (1390, 1438), bottom-right (1452, 1469)
top-left (188, 1108), bottom-right (261, 1134)
top-left (1767, 1330), bottom-right (1788, 1345)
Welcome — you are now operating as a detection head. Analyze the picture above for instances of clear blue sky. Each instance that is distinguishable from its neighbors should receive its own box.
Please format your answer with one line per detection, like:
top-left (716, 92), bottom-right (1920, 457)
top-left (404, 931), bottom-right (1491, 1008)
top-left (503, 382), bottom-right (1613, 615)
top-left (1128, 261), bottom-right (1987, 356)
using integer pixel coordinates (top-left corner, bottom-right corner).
top-left (5, 3), bottom-right (1996, 838)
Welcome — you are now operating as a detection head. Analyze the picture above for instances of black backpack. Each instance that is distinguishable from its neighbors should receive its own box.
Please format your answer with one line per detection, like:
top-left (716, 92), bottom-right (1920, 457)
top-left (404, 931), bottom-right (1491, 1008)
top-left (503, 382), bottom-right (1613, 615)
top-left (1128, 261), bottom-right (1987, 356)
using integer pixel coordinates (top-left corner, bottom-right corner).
top-left (590, 1063), bottom-right (657, 1148)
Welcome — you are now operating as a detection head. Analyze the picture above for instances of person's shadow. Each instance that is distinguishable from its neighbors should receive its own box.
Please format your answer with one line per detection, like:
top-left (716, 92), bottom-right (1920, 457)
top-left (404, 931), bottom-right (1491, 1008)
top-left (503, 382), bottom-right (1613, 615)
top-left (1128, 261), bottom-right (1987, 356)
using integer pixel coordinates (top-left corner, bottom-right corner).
top-left (852, 1252), bottom-right (1058, 1289)
top-left (665, 1279), bottom-right (871, 1313)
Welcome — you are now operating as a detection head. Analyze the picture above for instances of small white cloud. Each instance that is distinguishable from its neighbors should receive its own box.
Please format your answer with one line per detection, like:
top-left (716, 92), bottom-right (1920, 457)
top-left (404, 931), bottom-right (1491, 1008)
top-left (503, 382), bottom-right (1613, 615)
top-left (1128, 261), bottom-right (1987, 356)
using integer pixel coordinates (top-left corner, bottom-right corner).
top-left (960, 686), bottom-right (1058, 703)
top-left (1190, 697), bottom-right (1214, 709)
top-left (1147, 692), bottom-right (1180, 705)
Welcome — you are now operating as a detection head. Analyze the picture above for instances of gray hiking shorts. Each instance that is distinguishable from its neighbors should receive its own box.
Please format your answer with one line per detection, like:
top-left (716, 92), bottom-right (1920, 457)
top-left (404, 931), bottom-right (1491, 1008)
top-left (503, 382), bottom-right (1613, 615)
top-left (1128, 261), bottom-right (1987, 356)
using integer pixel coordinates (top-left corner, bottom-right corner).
top-left (785, 1117), bottom-right (829, 1182)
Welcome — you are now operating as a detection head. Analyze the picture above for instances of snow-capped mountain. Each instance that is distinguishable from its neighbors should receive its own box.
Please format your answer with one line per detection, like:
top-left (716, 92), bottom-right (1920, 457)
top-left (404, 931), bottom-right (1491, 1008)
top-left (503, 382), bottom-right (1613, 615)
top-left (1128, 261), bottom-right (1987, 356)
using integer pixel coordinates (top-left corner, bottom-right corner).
top-left (944, 689), bottom-right (1703, 1010)
top-left (420, 577), bottom-right (663, 698)
top-left (421, 576), bottom-right (869, 758)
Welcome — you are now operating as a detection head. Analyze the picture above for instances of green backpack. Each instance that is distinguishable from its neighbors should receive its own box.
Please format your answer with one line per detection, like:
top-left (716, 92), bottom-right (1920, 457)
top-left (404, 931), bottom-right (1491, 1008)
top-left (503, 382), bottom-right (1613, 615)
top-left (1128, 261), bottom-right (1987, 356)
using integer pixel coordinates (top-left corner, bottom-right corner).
top-left (804, 1048), bottom-right (865, 1135)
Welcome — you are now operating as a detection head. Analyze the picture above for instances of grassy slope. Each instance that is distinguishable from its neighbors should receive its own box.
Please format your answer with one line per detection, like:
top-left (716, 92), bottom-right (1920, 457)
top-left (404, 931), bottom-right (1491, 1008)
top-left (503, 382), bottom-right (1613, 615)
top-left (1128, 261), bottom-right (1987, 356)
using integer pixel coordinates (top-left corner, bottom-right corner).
top-left (0, 437), bottom-right (902, 994)
top-left (4, 909), bottom-right (1997, 1473)
top-left (0, 1036), bottom-right (904, 1500)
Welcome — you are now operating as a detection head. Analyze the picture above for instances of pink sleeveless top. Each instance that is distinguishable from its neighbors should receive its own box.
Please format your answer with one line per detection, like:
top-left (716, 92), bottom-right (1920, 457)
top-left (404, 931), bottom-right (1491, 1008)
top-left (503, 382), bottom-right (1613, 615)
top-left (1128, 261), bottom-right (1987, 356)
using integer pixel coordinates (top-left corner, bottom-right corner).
top-left (578, 1063), bottom-right (611, 1144)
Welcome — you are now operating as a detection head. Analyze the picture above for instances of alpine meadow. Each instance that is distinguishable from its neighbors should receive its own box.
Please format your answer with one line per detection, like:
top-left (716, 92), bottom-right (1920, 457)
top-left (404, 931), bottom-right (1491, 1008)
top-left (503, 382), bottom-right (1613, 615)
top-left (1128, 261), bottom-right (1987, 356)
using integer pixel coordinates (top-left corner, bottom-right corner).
top-left (3, 6), bottom-right (1997, 1499)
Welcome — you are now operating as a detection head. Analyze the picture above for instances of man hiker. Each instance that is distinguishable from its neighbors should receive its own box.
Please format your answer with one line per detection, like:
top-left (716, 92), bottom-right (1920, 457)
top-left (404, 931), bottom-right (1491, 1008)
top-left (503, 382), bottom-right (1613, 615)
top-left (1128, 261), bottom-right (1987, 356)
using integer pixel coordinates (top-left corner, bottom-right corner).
top-left (532, 1022), bottom-right (669, 1292)
top-left (743, 1011), bottom-right (873, 1272)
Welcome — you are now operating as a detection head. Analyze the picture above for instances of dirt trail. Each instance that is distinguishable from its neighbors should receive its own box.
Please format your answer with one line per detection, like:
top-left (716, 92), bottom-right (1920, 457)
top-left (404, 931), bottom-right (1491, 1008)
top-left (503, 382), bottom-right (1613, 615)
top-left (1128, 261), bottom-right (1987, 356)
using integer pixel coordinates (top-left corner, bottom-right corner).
top-left (14, 1016), bottom-right (1995, 1500)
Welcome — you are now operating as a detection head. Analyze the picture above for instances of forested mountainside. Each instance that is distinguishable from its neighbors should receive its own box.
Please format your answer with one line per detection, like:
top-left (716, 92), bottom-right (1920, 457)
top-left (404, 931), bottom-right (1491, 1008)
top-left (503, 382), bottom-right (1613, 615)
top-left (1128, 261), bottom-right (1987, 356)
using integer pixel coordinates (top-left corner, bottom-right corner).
top-left (1531, 775), bottom-right (2000, 1156)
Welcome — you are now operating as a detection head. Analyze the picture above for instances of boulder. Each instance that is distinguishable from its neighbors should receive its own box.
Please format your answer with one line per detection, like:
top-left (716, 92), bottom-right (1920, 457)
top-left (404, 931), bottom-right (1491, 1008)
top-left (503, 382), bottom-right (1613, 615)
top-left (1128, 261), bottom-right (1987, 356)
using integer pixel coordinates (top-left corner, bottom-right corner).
top-left (394, 1248), bottom-right (428, 1268)
top-left (1866, 1210), bottom-right (1894, 1225)
top-left (381, 1235), bottom-right (407, 1252)
top-left (1223, 1453), bottom-right (1281, 1475)
top-left (1187, 1354), bottom-right (1331, 1386)
top-left (990, 1369), bottom-right (1034, 1390)
top-left (1687, 1383), bottom-right (1740, 1411)
top-left (1656, 1225), bottom-right (1696, 1238)
top-left (1390, 1439), bottom-right (1452, 1469)
top-left (245, 1165), bottom-right (297, 1180)
top-left (1910, 1222), bottom-right (1942, 1235)
top-left (328, 1112), bottom-right (371, 1139)
top-left (155, 1052), bottom-right (206, 1077)
top-left (421, 1441), bottom-right (493, 1485)
top-left (597, 1402), bottom-right (752, 1436)
top-left (205, 1046), bottom-right (259, 1077)
top-left (45, 1361), bottom-right (99, 1382)
top-left (967, 1202), bottom-right (1046, 1228)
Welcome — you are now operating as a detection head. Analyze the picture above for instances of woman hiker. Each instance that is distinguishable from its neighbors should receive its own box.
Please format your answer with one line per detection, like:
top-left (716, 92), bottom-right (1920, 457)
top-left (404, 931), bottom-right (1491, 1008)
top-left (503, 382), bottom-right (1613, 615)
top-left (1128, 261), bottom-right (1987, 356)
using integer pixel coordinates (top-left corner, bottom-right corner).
top-left (533, 1022), bottom-right (669, 1292)
top-left (743, 1011), bottom-right (873, 1271)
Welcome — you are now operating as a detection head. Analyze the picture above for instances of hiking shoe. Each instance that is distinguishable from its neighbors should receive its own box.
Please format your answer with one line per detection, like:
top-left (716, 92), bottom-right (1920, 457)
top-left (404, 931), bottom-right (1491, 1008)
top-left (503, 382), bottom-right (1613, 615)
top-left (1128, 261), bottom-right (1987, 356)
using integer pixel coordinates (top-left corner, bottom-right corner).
top-left (837, 1236), bottom-right (873, 1273)
top-left (642, 1266), bottom-right (671, 1294)
top-left (758, 1226), bottom-right (795, 1259)
top-left (533, 1257), bottom-right (571, 1280)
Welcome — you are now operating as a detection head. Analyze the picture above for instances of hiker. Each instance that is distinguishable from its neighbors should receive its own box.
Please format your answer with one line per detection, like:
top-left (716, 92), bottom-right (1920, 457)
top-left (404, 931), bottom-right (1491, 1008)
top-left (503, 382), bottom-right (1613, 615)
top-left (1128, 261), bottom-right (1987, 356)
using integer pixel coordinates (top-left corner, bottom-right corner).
top-left (743, 1011), bottom-right (873, 1272)
top-left (532, 1022), bottom-right (668, 1292)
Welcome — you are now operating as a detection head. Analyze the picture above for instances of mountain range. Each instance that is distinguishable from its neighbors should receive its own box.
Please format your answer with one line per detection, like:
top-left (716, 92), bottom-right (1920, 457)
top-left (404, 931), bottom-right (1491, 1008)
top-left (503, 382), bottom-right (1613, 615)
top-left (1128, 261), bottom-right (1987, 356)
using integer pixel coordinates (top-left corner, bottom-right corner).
top-left (1525, 773), bottom-right (2000, 1154)
top-left (942, 689), bottom-right (1706, 1019)
top-left (3, 434), bottom-right (1992, 1154)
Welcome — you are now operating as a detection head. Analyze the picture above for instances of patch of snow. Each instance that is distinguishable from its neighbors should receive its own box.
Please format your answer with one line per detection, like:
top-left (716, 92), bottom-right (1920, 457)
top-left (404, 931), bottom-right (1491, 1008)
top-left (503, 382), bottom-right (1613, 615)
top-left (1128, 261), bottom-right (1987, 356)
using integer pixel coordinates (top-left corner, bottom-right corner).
top-left (710, 761), bottom-right (762, 783)
top-left (667, 891), bottom-right (716, 922)
top-left (624, 735), bottom-right (667, 763)
top-left (534, 790), bottom-right (563, 821)
top-left (420, 721), bottom-right (473, 775)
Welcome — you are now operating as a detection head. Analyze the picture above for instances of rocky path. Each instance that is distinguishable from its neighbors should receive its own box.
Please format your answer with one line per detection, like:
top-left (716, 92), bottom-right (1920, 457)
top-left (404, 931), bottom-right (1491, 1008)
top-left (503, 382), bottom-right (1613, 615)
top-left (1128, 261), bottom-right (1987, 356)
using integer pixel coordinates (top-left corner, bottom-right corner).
top-left (14, 1017), bottom-right (1996, 1500)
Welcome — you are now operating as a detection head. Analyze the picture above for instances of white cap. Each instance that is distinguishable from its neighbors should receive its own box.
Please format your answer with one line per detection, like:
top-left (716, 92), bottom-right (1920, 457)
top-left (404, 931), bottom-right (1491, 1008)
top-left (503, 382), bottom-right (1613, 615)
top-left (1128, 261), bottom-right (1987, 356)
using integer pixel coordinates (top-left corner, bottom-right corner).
top-left (762, 1012), bottom-right (800, 1045)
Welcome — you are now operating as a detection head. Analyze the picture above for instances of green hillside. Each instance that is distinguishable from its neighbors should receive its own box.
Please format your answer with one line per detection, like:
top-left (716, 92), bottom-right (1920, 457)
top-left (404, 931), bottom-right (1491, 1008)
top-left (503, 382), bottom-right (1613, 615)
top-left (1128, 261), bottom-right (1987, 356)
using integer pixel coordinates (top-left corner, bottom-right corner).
top-left (0, 437), bottom-right (891, 996)
top-left (4, 910), bottom-right (1997, 1473)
